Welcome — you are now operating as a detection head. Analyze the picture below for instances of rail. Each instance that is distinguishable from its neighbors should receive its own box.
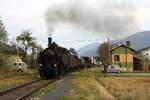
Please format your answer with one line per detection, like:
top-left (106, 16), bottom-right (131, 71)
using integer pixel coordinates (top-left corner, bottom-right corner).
top-left (0, 79), bottom-right (55, 100)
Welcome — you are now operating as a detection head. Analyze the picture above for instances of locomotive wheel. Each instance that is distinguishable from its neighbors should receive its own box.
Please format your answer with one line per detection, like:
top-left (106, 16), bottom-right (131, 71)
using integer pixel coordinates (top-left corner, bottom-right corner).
top-left (39, 70), bottom-right (47, 79)
top-left (54, 71), bottom-right (58, 78)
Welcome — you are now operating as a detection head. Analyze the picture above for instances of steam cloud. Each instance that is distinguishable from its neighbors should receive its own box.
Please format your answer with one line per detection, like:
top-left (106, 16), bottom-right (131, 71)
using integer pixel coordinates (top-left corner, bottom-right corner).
top-left (45, 0), bottom-right (137, 37)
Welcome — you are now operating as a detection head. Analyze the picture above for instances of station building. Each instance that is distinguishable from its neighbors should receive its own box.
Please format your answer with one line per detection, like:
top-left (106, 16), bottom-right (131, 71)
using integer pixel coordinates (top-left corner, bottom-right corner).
top-left (110, 44), bottom-right (143, 72)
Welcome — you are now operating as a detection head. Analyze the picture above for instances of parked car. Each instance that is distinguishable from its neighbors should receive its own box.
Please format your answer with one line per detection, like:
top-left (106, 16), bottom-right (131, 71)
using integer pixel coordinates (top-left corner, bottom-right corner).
top-left (103, 64), bottom-right (126, 73)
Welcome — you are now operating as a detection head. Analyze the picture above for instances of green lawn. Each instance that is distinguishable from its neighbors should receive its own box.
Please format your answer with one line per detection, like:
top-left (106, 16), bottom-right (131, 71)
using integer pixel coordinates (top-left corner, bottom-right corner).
top-left (63, 67), bottom-right (150, 100)
top-left (62, 67), bottom-right (113, 100)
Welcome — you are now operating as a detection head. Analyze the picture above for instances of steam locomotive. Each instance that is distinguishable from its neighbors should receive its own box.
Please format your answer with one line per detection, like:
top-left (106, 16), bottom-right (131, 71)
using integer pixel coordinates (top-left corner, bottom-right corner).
top-left (81, 56), bottom-right (93, 68)
top-left (38, 37), bottom-right (79, 79)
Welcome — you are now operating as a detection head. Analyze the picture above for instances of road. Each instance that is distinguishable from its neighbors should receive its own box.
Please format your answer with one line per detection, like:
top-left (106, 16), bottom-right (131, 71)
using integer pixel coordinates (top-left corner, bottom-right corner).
top-left (43, 73), bottom-right (76, 100)
top-left (104, 72), bottom-right (150, 76)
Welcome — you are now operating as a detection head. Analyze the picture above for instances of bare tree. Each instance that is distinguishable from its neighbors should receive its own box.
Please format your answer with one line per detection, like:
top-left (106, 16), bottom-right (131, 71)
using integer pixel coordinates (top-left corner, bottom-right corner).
top-left (16, 30), bottom-right (35, 63)
top-left (0, 18), bottom-right (8, 43)
top-left (29, 40), bottom-right (43, 59)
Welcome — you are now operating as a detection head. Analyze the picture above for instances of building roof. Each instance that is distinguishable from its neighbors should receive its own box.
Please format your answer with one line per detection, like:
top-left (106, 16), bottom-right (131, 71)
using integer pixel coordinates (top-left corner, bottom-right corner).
top-left (133, 56), bottom-right (143, 61)
top-left (137, 46), bottom-right (150, 52)
top-left (110, 44), bottom-right (136, 52)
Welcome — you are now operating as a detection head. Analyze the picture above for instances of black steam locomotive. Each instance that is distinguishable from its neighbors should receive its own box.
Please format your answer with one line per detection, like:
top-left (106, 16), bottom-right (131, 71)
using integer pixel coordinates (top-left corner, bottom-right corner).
top-left (38, 37), bottom-right (78, 79)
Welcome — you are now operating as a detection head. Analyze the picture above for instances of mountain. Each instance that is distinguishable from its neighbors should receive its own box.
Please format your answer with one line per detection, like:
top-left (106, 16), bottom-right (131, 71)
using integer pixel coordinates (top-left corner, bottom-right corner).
top-left (77, 30), bottom-right (150, 57)
top-left (77, 42), bottom-right (100, 57)
top-left (117, 31), bottom-right (150, 51)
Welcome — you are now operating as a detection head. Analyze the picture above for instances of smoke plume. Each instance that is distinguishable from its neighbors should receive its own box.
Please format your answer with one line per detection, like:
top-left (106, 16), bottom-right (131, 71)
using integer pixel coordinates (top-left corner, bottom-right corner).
top-left (45, 0), bottom-right (137, 37)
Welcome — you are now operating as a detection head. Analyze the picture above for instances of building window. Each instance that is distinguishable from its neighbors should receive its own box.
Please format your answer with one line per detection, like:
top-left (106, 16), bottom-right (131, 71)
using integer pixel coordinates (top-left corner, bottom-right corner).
top-left (146, 53), bottom-right (148, 56)
top-left (14, 63), bottom-right (17, 66)
top-left (114, 55), bottom-right (120, 61)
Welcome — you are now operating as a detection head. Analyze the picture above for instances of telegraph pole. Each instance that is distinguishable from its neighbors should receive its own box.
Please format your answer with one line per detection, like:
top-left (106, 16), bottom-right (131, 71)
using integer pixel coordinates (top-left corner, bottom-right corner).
top-left (108, 37), bottom-right (110, 64)
top-left (17, 40), bottom-right (19, 62)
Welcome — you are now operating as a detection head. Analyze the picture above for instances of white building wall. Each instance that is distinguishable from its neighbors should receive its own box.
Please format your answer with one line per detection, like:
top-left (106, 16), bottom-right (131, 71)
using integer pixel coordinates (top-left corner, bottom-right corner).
top-left (0, 53), bottom-right (23, 67)
top-left (140, 48), bottom-right (150, 60)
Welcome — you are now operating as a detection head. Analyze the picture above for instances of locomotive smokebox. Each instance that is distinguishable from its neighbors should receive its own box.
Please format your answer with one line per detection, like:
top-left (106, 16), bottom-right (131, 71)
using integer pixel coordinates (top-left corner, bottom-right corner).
top-left (48, 37), bottom-right (52, 46)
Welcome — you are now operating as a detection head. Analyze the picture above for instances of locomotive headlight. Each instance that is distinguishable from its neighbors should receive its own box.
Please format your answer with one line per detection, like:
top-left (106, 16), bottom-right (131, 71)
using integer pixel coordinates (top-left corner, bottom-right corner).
top-left (54, 64), bottom-right (57, 67)
top-left (39, 64), bottom-right (43, 66)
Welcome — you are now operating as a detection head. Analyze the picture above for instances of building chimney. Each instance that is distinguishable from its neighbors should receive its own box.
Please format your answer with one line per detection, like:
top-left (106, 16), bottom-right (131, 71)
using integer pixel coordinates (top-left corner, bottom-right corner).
top-left (48, 37), bottom-right (52, 46)
top-left (126, 41), bottom-right (131, 47)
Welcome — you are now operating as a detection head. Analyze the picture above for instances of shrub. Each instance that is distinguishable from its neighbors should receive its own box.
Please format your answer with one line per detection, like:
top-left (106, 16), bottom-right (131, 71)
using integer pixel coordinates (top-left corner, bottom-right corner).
top-left (0, 57), bottom-right (6, 67)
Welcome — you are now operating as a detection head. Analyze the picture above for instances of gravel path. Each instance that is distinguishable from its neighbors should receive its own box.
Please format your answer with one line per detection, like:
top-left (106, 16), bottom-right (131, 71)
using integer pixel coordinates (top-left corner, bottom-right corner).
top-left (43, 73), bottom-right (76, 100)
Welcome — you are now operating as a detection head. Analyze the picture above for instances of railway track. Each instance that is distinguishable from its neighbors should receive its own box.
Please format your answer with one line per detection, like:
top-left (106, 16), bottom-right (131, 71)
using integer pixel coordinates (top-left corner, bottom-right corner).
top-left (0, 79), bottom-right (55, 100)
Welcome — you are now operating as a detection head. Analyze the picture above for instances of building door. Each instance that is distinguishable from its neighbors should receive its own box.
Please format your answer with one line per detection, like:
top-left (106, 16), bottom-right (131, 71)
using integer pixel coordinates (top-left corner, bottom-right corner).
top-left (133, 57), bottom-right (143, 71)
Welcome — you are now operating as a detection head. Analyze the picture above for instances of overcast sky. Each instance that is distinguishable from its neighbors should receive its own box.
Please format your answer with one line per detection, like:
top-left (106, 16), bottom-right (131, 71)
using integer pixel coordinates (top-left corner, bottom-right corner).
top-left (0, 0), bottom-right (150, 49)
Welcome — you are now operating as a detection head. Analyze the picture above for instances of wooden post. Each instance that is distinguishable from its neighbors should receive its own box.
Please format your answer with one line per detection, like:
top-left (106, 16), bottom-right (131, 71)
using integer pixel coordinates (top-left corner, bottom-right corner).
top-left (126, 47), bottom-right (127, 68)
top-left (108, 37), bottom-right (110, 64)
top-left (85, 65), bottom-right (86, 72)
top-left (17, 40), bottom-right (19, 62)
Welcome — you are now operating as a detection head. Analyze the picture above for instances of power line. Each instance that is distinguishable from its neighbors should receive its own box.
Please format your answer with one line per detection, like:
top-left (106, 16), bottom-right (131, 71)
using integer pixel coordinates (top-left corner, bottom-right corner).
top-left (37, 38), bottom-right (101, 44)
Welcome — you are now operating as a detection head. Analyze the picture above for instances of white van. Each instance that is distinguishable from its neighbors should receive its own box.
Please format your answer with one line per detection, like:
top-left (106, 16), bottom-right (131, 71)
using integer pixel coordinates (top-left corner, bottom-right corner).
top-left (14, 62), bottom-right (28, 72)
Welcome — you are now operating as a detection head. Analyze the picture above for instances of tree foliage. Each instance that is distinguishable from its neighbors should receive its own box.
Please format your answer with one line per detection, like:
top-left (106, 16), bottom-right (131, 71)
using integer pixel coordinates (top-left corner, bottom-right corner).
top-left (16, 30), bottom-right (35, 62)
top-left (16, 30), bottom-right (43, 65)
top-left (138, 53), bottom-right (150, 71)
top-left (69, 48), bottom-right (78, 56)
top-left (0, 18), bottom-right (8, 42)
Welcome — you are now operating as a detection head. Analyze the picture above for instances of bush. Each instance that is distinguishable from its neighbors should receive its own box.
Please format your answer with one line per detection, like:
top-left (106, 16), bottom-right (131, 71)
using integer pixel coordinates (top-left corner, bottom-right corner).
top-left (29, 59), bottom-right (39, 69)
top-left (0, 57), bottom-right (6, 67)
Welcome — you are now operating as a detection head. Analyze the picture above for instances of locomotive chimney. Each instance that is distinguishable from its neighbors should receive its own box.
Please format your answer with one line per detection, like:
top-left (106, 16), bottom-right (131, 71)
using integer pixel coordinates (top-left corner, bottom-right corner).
top-left (48, 37), bottom-right (52, 46)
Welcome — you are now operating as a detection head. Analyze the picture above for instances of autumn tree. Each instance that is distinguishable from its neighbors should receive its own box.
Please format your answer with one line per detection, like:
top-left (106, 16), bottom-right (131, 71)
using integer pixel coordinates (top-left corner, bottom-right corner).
top-left (98, 42), bottom-right (109, 64)
top-left (98, 41), bottom-right (119, 65)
